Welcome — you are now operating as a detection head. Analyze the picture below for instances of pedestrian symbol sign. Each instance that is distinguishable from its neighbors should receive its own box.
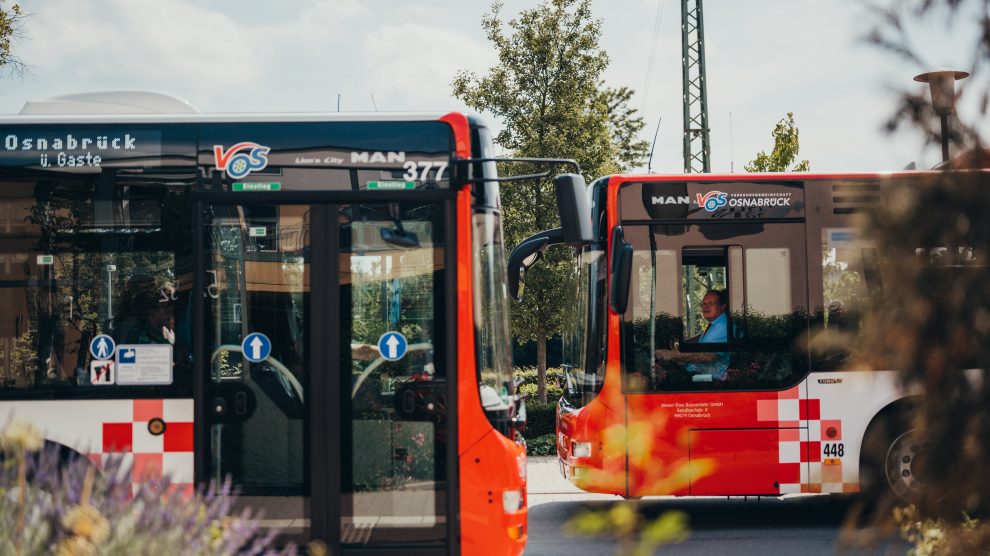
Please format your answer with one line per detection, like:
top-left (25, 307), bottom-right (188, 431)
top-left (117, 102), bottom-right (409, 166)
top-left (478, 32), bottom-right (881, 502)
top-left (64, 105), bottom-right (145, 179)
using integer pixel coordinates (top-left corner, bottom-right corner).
top-left (377, 331), bottom-right (408, 362)
top-left (90, 334), bottom-right (116, 360)
top-left (242, 332), bottom-right (272, 363)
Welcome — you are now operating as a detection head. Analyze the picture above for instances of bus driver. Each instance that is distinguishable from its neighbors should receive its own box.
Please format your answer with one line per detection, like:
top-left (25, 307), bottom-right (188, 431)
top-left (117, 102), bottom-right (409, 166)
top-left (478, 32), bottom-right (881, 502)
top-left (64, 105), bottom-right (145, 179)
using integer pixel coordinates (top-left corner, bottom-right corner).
top-left (653, 289), bottom-right (731, 381)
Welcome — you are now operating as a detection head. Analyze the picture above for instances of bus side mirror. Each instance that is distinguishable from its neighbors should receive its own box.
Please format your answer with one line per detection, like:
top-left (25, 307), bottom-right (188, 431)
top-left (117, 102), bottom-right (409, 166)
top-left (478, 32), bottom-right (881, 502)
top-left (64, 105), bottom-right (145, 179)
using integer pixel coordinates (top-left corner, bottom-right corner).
top-left (507, 228), bottom-right (564, 301)
top-left (554, 174), bottom-right (594, 247)
top-left (609, 226), bottom-right (633, 314)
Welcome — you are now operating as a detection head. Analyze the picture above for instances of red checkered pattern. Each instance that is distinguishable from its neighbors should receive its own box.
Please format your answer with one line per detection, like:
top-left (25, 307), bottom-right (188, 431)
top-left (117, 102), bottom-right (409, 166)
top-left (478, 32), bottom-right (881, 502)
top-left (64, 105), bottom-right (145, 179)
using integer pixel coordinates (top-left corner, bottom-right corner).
top-left (757, 384), bottom-right (856, 494)
top-left (90, 399), bottom-right (195, 498)
top-left (755, 386), bottom-right (804, 493)
top-left (808, 416), bottom-right (856, 493)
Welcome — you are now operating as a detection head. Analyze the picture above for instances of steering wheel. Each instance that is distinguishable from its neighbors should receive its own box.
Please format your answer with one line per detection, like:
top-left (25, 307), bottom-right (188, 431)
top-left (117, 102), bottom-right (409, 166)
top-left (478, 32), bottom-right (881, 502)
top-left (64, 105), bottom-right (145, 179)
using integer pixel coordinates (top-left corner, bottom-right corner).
top-left (210, 345), bottom-right (304, 403)
top-left (350, 342), bottom-right (434, 399)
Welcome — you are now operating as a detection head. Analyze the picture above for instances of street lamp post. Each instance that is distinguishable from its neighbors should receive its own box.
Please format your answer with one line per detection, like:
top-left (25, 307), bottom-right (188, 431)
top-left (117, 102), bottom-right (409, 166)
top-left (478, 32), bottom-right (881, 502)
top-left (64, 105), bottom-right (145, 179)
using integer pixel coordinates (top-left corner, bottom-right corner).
top-left (914, 68), bottom-right (970, 163)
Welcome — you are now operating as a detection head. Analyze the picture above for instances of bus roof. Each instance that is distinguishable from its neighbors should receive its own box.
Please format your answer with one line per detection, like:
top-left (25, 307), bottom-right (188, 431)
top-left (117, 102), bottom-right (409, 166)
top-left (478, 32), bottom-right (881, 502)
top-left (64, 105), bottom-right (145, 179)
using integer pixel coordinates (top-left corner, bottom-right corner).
top-left (606, 170), bottom-right (942, 182)
top-left (5, 90), bottom-right (452, 125)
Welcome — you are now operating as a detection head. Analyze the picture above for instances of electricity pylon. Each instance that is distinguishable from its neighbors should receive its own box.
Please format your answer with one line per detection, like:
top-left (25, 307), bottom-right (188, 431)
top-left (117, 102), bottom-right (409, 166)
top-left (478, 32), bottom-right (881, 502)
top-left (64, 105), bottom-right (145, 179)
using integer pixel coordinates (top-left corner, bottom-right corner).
top-left (681, 0), bottom-right (711, 173)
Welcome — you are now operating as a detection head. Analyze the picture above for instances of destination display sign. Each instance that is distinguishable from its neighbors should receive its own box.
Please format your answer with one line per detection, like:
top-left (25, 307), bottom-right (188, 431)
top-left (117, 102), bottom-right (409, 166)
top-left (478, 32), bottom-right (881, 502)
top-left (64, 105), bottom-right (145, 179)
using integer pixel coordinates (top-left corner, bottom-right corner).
top-left (619, 180), bottom-right (806, 221)
top-left (0, 126), bottom-right (163, 170)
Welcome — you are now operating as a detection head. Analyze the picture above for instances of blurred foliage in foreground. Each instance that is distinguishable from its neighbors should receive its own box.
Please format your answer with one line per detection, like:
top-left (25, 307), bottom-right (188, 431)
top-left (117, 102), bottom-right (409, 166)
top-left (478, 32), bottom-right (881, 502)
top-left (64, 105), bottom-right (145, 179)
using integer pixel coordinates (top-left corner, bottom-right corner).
top-left (894, 505), bottom-right (990, 556)
top-left (0, 419), bottom-right (293, 555)
top-left (565, 504), bottom-right (689, 556)
top-left (559, 366), bottom-right (709, 554)
top-left (845, 0), bottom-right (990, 552)
top-left (843, 170), bottom-right (990, 544)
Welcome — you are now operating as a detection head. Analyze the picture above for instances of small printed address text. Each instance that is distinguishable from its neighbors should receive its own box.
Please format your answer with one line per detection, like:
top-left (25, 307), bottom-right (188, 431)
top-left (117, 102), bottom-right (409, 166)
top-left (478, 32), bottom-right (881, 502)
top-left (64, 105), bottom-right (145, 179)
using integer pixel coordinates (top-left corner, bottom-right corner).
top-left (660, 401), bottom-right (724, 419)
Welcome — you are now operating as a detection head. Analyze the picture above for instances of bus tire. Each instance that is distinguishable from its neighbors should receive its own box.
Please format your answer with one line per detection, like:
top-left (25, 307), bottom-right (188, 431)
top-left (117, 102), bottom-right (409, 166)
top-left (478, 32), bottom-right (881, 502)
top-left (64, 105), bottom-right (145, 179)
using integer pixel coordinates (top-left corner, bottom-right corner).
top-left (0, 440), bottom-right (91, 481)
top-left (860, 402), bottom-right (926, 505)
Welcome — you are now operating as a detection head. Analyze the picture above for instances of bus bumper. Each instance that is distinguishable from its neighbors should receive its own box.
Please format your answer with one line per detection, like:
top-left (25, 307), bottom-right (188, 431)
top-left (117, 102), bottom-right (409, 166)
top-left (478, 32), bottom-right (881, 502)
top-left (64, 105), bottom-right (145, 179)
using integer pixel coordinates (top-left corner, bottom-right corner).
top-left (460, 430), bottom-right (528, 555)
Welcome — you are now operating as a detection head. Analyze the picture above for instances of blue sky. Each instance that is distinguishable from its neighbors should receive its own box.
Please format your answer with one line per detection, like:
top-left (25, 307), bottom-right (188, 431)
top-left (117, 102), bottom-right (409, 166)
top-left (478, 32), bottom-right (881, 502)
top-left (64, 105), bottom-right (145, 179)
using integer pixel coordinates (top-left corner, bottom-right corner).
top-left (2, 0), bottom-right (984, 173)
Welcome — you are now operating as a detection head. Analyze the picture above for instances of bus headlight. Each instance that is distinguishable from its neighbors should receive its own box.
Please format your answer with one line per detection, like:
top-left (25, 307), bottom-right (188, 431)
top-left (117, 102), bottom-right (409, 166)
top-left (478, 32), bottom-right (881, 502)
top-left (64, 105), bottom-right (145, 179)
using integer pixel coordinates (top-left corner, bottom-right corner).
top-left (502, 488), bottom-right (524, 513)
top-left (571, 440), bottom-right (592, 458)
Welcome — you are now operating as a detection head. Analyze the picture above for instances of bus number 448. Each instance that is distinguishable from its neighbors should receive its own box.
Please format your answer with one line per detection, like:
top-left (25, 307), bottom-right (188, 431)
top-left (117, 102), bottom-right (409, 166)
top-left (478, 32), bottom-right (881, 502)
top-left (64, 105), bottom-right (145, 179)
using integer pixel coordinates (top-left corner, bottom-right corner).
top-left (823, 443), bottom-right (844, 457)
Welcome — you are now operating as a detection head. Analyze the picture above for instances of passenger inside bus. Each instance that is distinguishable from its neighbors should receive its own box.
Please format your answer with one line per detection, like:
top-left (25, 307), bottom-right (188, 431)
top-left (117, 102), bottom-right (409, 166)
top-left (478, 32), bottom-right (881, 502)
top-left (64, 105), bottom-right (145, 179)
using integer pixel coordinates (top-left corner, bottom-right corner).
top-left (113, 274), bottom-right (174, 345)
top-left (652, 289), bottom-right (731, 381)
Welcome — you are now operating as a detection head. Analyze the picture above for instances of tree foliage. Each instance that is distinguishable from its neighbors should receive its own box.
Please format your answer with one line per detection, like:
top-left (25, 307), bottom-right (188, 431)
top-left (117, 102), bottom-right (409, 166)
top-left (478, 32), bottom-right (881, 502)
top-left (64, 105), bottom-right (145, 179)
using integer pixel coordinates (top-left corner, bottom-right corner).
top-left (866, 1), bottom-right (987, 157)
top-left (452, 0), bottom-right (647, 402)
top-left (744, 112), bottom-right (810, 172)
top-left (849, 173), bottom-right (990, 531)
top-left (841, 1), bottom-right (990, 551)
top-left (0, 1), bottom-right (25, 76)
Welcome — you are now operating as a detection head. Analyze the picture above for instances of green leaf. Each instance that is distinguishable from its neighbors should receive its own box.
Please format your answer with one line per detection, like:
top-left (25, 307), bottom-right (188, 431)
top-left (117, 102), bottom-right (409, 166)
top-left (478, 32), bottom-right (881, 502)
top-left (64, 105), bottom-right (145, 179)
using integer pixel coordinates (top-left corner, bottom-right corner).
top-left (745, 112), bottom-right (810, 173)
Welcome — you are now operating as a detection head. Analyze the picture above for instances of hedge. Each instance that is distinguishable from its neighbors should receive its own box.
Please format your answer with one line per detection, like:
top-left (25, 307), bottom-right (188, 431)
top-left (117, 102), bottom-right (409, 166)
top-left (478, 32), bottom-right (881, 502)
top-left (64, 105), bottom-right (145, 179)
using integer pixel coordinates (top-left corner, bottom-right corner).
top-left (526, 433), bottom-right (557, 456)
top-left (510, 366), bottom-right (563, 456)
top-left (522, 401), bottom-right (556, 440)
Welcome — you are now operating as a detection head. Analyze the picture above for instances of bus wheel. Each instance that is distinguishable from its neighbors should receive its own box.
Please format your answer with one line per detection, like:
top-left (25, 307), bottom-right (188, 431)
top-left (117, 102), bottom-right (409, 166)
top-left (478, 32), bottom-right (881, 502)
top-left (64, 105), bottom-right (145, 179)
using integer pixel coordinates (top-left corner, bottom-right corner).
top-left (883, 429), bottom-right (929, 503)
top-left (860, 407), bottom-right (926, 505)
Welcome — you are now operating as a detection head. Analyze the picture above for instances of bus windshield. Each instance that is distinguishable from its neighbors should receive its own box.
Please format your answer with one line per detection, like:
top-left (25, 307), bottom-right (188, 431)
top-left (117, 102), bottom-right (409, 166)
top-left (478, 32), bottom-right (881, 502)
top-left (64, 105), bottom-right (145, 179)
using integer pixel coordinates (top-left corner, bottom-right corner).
top-left (560, 246), bottom-right (606, 407)
top-left (473, 213), bottom-right (514, 411)
top-left (616, 180), bottom-right (810, 393)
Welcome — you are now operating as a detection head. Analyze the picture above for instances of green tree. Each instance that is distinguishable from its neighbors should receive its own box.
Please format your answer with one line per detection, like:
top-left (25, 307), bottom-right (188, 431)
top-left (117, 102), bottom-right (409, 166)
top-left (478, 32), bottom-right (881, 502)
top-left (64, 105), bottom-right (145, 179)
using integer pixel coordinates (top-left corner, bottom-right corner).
top-left (453, 0), bottom-right (647, 402)
top-left (0, 1), bottom-right (25, 76)
top-left (744, 112), bottom-right (810, 172)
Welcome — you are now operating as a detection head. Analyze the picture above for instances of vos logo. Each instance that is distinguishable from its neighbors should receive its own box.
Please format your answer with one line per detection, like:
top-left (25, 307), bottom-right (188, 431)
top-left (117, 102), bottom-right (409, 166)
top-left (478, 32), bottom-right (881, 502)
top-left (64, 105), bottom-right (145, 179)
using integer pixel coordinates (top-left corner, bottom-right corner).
top-left (696, 191), bottom-right (728, 212)
top-left (214, 142), bottom-right (271, 179)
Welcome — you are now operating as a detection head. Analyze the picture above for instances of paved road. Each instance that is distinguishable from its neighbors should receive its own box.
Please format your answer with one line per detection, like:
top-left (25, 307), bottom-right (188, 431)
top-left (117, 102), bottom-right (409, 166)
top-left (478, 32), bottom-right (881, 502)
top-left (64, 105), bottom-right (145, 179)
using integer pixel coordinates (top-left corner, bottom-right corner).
top-left (525, 457), bottom-right (907, 555)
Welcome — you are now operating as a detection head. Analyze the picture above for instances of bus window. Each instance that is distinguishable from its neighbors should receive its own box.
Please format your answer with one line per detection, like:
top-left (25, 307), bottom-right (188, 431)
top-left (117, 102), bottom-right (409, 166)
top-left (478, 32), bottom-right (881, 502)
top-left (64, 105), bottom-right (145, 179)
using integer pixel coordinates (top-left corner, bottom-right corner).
top-left (681, 248), bottom-right (728, 340)
top-left (620, 224), bottom-right (808, 393)
top-left (0, 171), bottom-right (192, 395)
top-left (746, 249), bottom-right (792, 315)
top-left (561, 247), bottom-right (607, 408)
top-left (822, 229), bottom-right (870, 327)
top-left (342, 202), bottom-right (448, 542)
top-left (810, 229), bottom-right (875, 371)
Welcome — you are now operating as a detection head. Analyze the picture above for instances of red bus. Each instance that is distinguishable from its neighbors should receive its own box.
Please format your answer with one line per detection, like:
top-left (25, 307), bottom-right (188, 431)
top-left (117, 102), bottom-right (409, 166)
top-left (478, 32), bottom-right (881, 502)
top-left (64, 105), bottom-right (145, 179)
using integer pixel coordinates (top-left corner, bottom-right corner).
top-left (0, 91), bottom-right (589, 554)
top-left (511, 171), bottom-right (958, 501)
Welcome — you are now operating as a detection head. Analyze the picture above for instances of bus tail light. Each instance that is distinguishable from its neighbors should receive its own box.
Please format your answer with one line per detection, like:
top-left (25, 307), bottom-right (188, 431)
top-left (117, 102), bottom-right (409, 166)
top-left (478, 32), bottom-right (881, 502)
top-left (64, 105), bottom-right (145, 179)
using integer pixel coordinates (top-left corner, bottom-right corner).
top-left (502, 488), bottom-right (524, 513)
top-left (571, 441), bottom-right (592, 458)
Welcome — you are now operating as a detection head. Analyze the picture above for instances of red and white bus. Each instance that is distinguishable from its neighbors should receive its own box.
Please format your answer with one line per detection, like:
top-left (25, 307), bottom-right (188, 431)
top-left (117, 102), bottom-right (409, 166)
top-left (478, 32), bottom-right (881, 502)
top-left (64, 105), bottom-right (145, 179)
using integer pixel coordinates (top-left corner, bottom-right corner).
top-left (511, 171), bottom-right (956, 501)
top-left (0, 91), bottom-right (589, 554)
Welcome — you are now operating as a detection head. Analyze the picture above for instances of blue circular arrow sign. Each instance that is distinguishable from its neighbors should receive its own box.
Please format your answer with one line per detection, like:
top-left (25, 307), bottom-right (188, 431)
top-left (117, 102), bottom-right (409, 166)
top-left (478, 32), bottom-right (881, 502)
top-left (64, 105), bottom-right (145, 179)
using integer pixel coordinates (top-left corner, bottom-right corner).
top-left (89, 334), bottom-right (116, 360)
top-left (241, 332), bottom-right (272, 363)
top-left (377, 331), bottom-right (408, 362)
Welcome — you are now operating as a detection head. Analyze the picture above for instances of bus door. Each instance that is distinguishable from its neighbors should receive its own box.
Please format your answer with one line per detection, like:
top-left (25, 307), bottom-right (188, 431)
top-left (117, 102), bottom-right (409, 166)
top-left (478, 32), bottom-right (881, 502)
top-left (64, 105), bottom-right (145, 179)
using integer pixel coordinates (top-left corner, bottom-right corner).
top-left (618, 180), bottom-right (810, 496)
top-left (198, 198), bottom-right (456, 552)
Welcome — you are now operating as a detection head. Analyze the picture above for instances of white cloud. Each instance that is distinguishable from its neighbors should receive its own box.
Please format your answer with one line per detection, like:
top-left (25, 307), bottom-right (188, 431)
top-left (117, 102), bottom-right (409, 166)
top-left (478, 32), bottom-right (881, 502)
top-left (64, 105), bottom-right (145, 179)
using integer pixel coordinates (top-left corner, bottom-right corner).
top-left (20, 0), bottom-right (260, 92)
top-left (278, 0), bottom-right (366, 41)
top-left (362, 22), bottom-right (495, 110)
